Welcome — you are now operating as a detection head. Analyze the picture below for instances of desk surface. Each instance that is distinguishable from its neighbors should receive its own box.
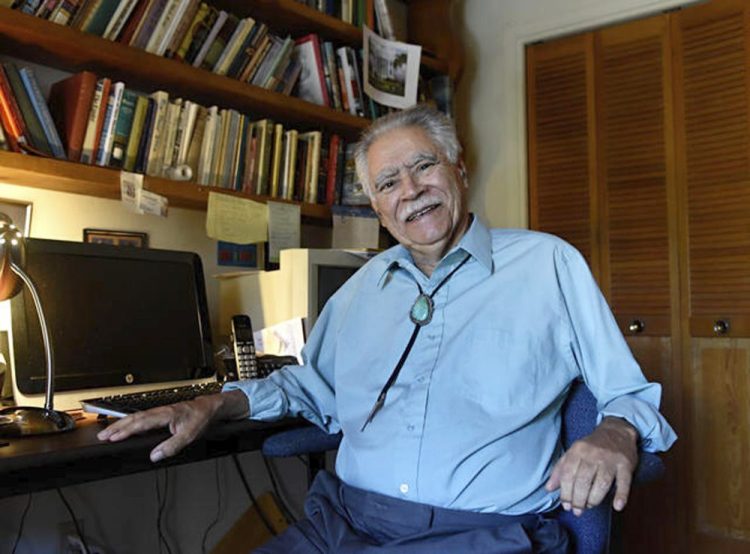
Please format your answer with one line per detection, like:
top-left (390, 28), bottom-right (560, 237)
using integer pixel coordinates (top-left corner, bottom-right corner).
top-left (0, 412), bottom-right (300, 499)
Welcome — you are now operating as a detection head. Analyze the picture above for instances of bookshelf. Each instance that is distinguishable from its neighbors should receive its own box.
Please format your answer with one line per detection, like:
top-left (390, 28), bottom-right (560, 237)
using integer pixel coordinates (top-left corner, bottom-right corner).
top-left (0, 2), bottom-right (458, 221)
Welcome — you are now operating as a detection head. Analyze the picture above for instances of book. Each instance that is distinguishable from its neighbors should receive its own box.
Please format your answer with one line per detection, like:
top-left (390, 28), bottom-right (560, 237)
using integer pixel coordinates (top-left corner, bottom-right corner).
top-left (117, 0), bottom-right (152, 45)
top-left (322, 41), bottom-right (342, 110)
top-left (102, 0), bottom-right (140, 41)
top-left (253, 118), bottom-right (274, 196)
top-left (191, 9), bottom-right (227, 68)
top-left (293, 34), bottom-right (329, 106)
top-left (299, 130), bottom-right (322, 203)
top-left (324, 133), bottom-right (341, 205)
top-left (374, 0), bottom-right (407, 41)
top-left (145, 89), bottom-right (169, 176)
top-left (159, 98), bottom-right (182, 175)
top-left (80, 0), bottom-right (120, 36)
top-left (232, 114), bottom-right (249, 190)
top-left (49, 0), bottom-right (82, 26)
top-left (336, 47), bottom-right (356, 115)
top-left (144, 0), bottom-right (182, 54)
top-left (163, 0), bottom-right (201, 58)
top-left (251, 35), bottom-right (284, 87)
top-left (134, 96), bottom-right (156, 173)
top-left (48, 70), bottom-right (97, 162)
top-left (95, 81), bottom-right (125, 166)
top-left (88, 77), bottom-right (112, 164)
top-left (123, 93), bottom-right (149, 171)
top-left (3, 62), bottom-right (53, 156)
top-left (109, 88), bottom-right (138, 168)
top-left (173, 99), bottom-right (198, 167)
top-left (280, 129), bottom-right (299, 200)
top-left (269, 122), bottom-right (284, 197)
top-left (183, 4), bottom-right (217, 64)
top-left (263, 36), bottom-right (296, 91)
top-left (239, 33), bottom-right (271, 83)
top-left (196, 105), bottom-right (218, 185)
top-left (18, 66), bottom-right (66, 159)
top-left (276, 58), bottom-right (303, 96)
top-left (240, 120), bottom-right (257, 194)
top-left (130, 0), bottom-right (168, 50)
top-left (172, 1), bottom-right (208, 60)
top-left (226, 21), bottom-right (265, 79)
top-left (0, 65), bottom-right (28, 152)
top-left (213, 17), bottom-right (254, 76)
top-left (201, 12), bottom-right (239, 72)
top-left (185, 104), bottom-right (207, 175)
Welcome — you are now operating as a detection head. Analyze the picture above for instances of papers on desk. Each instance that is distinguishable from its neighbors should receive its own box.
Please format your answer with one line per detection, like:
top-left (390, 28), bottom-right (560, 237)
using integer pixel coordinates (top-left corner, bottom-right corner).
top-left (254, 317), bottom-right (306, 363)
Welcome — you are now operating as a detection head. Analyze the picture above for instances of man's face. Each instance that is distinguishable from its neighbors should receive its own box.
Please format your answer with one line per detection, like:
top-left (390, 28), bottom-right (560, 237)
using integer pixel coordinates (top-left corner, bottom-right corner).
top-left (366, 126), bottom-right (469, 258)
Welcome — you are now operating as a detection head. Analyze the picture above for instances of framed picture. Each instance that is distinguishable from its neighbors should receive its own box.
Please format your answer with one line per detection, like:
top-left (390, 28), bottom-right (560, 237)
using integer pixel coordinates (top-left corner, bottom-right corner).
top-left (83, 229), bottom-right (148, 248)
top-left (0, 198), bottom-right (32, 236)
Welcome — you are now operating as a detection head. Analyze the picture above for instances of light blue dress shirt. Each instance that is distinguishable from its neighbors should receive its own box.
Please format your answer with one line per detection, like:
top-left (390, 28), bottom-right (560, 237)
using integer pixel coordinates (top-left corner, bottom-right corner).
top-left (225, 217), bottom-right (677, 515)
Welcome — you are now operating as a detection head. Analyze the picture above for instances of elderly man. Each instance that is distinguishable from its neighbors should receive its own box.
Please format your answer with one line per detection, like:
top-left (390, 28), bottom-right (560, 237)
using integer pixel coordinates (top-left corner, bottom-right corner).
top-left (99, 105), bottom-right (676, 553)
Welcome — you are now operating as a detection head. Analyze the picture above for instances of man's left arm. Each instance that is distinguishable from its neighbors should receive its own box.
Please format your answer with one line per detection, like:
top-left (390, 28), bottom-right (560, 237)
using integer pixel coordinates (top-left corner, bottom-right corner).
top-left (548, 243), bottom-right (677, 514)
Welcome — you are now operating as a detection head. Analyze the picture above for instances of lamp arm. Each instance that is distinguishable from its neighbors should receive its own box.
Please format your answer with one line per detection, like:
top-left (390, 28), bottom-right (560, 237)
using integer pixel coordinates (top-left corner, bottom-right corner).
top-left (10, 261), bottom-right (55, 412)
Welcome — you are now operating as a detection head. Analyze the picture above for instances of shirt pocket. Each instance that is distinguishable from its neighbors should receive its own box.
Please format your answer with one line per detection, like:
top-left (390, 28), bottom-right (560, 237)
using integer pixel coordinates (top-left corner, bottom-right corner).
top-left (459, 326), bottom-right (542, 414)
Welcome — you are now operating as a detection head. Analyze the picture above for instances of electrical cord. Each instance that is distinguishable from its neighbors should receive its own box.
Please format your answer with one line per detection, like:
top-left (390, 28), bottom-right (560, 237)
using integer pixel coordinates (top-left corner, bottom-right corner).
top-left (201, 459), bottom-right (223, 554)
top-left (155, 469), bottom-right (173, 554)
top-left (231, 453), bottom-right (277, 537)
top-left (11, 493), bottom-right (31, 554)
top-left (56, 488), bottom-right (91, 554)
top-left (262, 456), bottom-right (297, 524)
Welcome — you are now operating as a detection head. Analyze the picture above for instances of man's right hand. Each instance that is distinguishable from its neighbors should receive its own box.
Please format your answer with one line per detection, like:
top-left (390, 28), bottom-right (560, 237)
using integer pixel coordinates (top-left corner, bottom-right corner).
top-left (96, 389), bottom-right (250, 462)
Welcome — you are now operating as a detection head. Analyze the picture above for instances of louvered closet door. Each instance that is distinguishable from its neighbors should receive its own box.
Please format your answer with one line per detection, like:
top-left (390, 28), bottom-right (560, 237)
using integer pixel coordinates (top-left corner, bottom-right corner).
top-left (595, 15), bottom-right (685, 554)
top-left (673, 0), bottom-right (750, 551)
top-left (527, 34), bottom-right (599, 275)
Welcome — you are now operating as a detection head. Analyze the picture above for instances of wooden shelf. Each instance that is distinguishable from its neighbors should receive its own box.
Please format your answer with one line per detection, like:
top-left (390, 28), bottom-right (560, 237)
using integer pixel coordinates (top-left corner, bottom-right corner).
top-left (0, 151), bottom-right (331, 219)
top-left (0, 7), bottom-right (369, 139)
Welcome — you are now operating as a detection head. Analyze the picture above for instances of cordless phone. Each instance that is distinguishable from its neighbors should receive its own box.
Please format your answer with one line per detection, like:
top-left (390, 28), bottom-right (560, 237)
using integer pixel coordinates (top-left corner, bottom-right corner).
top-left (231, 314), bottom-right (258, 379)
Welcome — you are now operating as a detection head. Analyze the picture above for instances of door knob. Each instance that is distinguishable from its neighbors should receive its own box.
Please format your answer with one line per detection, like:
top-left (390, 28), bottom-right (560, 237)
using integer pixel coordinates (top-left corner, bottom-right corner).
top-left (713, 320), bottom-right (730, 335)
top-left (628, 319), bottom-right (645, 334)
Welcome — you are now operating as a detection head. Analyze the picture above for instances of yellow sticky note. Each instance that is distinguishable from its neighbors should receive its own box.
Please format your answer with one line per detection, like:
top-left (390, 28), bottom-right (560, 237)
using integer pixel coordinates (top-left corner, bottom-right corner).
top-left (206, 192), bottom-right (268, 244)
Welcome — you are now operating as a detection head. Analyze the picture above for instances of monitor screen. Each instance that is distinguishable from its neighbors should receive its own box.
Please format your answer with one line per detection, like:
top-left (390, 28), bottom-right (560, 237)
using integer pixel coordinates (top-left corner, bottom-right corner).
top-left (11, 239), bottom-right (213, 394)
top-left (316, 265), bottom-right (359, 316)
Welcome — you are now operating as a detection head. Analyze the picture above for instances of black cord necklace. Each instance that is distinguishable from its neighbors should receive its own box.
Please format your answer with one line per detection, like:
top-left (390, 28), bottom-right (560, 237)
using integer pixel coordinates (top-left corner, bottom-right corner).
top-left (360, 253), bottom-right (472, 431)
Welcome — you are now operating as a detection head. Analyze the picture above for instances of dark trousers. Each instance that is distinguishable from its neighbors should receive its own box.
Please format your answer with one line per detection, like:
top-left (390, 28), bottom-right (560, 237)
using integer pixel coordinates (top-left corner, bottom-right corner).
top-left (255, 471), bottom-right (569, 553)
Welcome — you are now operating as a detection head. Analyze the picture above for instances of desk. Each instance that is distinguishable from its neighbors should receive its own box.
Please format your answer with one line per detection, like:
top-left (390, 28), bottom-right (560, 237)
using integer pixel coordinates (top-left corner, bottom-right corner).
top-left (0, 412), bottom-right (302, 499)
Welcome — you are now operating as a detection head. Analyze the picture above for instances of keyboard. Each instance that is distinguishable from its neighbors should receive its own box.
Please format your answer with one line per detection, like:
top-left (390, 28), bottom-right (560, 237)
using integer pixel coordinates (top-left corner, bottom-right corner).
top-left (81, 355), bottom-right (299, 418)
top-left (81, 381), bottom-right (224, 418)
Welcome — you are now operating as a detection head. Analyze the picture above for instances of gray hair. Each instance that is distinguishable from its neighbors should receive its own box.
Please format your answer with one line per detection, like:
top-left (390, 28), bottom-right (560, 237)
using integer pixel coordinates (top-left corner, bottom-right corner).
top-left (354, 104), bottom-right (461, 197)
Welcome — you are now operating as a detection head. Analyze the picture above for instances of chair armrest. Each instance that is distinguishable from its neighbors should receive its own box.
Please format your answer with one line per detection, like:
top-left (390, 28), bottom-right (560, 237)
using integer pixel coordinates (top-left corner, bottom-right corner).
top-left (633, 451), bottom-right (664, 484)
top-left (261, 425), bottom-right (343, 457)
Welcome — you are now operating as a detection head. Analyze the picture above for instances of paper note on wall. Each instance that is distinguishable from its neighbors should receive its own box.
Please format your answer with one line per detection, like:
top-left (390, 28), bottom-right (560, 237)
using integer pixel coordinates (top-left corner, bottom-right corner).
top-left (268, 201), bottom-right (301, 263)
top-left (206, 192), bottom-right (268, 244)
top-left (332, 206), bottom-right (380, 249)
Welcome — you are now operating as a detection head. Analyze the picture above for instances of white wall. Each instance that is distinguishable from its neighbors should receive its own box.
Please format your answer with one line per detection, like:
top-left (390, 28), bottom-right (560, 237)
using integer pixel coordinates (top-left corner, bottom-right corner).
top-left (456, 0), bottom-right (700, 229)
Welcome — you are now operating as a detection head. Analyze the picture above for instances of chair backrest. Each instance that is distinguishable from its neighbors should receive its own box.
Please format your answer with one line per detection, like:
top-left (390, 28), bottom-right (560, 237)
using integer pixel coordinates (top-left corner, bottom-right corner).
top-left (556, 380), bottom-right (611, 554)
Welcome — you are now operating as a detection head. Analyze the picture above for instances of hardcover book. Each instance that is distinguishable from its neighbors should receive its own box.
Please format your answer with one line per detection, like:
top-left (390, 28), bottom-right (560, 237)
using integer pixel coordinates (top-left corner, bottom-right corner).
top-left (49, 70), bottom-right (97, 162)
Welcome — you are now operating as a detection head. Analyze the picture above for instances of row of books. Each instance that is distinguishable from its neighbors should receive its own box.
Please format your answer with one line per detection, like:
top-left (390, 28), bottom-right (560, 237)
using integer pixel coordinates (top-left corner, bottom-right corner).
top-left (296, 33), bottom-right (389, 120)
top-left (293, 0), bottom-right (374, 30)
top-left (11, 1), bottom-right (305, 96)
top-left (8, 0), bottom-right (389, 118)
top-left (0, 64), bottom-right (369, 206)
top-left (294, 0), bottom-right (407, 43)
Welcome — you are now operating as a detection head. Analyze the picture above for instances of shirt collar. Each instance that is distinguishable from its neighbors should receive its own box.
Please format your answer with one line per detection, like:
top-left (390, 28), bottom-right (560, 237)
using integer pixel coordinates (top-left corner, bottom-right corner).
top-left (375, 215), bottom-right (493, 287)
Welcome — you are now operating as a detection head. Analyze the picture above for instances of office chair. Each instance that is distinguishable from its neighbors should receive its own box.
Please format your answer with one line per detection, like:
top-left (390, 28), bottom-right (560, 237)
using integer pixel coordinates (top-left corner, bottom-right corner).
top-left (261, 379), bottom-right (664, 553)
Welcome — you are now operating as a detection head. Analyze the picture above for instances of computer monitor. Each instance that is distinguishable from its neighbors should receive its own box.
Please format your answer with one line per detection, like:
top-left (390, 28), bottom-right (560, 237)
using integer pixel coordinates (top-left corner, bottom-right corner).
top-left (218, 249), bottom-right (368, 337)
top-left (9, 238), bottom-right (213, 409)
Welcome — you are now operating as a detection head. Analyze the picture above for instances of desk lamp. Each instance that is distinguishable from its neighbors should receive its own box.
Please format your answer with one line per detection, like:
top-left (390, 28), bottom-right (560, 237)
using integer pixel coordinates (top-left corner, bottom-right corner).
top-left (0, 214), bottom-right (75, 436)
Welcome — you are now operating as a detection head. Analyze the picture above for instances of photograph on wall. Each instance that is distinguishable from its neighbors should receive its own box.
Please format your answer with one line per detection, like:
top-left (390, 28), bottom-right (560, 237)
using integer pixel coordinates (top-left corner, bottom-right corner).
top-left (363, 25), bottom-right (421, 110)
top-left (83, 229), bottom-right (149, 247)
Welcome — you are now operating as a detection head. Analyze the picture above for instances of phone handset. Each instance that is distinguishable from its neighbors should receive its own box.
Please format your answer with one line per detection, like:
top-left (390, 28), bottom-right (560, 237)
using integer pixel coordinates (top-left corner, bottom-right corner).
top-left (231, 314), bottom-right (258, 380)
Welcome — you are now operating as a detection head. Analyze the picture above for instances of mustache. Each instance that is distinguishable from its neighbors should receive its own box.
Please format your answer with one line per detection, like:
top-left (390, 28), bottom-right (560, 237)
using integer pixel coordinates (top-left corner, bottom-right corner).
top-left (401, 198), bottom-right (441, 222)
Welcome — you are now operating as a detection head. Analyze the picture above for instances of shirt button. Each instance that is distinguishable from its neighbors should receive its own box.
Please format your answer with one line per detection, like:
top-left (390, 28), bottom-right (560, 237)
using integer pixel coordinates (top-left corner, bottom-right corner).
top-left (407, 424), bottom-right (415, 431)
top-left (399, 483), bottom-right (409, 494)
top-left (417, 376), bottom-right (426, 383)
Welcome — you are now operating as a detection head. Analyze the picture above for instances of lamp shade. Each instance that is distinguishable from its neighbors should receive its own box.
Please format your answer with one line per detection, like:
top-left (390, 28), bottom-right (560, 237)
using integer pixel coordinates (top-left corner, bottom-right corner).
top-left (0, 215), bottom-right (25, 300)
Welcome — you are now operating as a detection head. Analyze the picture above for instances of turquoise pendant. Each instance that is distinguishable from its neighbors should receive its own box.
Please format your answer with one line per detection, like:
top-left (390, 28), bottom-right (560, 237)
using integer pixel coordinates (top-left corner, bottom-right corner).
top-left (410, 294), bottom-right (434, 326)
